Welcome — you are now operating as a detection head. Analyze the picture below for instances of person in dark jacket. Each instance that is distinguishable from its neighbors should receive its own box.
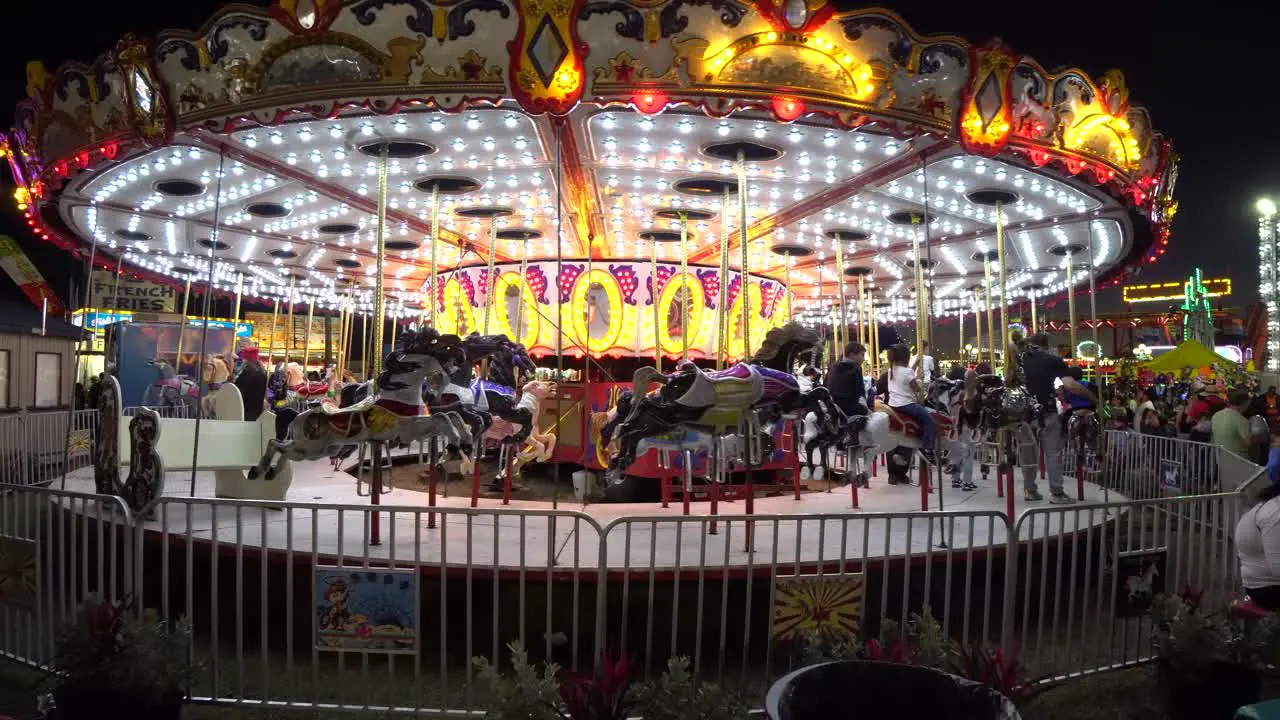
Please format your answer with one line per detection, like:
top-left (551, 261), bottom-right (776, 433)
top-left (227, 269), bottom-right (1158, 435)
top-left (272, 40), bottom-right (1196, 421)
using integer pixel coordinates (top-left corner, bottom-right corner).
top-left (234, 346), bottom-right (268, 421)
top-left (826, 342), bottom-right (869, 418)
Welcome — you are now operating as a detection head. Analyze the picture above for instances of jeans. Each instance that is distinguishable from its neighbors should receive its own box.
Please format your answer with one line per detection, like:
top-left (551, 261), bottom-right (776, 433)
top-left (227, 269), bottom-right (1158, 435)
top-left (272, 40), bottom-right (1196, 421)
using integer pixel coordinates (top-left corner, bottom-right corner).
top-left (1021, 418), bottom-right (1065, 496)
top-left (894, 403), bottom-right (936, 448)
top-left (954, 438), bottom-right (976, 485)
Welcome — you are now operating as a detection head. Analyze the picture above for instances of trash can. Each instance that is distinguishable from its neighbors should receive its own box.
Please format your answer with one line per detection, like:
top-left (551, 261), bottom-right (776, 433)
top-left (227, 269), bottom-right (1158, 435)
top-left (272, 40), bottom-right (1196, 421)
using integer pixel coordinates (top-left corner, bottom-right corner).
top-left (765, 661), bottom-right (1021, 720)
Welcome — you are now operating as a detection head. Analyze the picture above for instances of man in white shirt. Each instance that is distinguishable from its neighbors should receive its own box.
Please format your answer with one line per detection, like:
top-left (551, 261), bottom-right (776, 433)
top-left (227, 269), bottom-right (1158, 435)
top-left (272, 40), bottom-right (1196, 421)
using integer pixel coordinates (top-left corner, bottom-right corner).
top-left (910, 340), bottom-right (937, 384)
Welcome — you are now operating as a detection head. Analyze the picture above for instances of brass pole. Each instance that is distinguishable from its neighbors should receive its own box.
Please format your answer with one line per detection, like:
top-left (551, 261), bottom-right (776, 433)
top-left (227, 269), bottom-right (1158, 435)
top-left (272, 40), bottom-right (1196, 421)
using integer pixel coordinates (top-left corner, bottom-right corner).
top-left (716, 189), bottom-right (731, 370)
top-left (857, 275), bottom-right (867, 354)
top-left (983, 257), bottom-right (996, 370)
top-left (870, 294), bottom-right (880, 378)
top-left (514, 235), bottom-right (530, 344)
top-left (911, 217), bottom-right (926, 345)
top-left (302, 294), bottom-right (315, 374)
top-left (232, 273), bottom-right (243, 334)
top-left (783, 254), bottom-right (792, 323)
top-left (737, 151), bottom-right (750, 360)
top-left (997, 203), bottom-right (1011, 380)
top-left (373, 144), bottom-right (389, 385)
top-left (1030, 287), bottom-right (1038, 336)
top-left (973, 291), bottom-right (983, 368)
top-left (679, 212), bottom-right (689, 362)
top-left (483, 221), bottom-right (498, 335)
top-left (336, 290), bottom-right (349, 381)
top-left (1088, 222), bottom-right (1099, 357)
top-left (651, 234), bottom-right (661, 371)
top-left (1067, 250), bottom-right (1079, 355)
top-left (285, 275), bottom-right (296, 366)
top-left (429, 184), bottom-right (440, 328)
top-left (266, 296), bottom-right (280, 373)
top-left (834, 234), bottom-right (849, 359)
top-left (175, 273), bottom-right (192, 370)
top-left (361, 309), bottom-right (370, 381)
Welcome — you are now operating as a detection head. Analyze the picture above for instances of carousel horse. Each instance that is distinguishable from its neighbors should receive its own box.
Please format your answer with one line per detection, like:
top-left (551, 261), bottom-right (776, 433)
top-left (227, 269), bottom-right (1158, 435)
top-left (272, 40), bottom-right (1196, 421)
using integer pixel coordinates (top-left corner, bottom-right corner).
top-left (286, 362), bottom-right (331, 400)
top-left (480, 379), bottom-right (558, 480)
top-left (604, 322), bottom-right (828, 484)
top-left (428, 333), bottom-right (537, 474)
top-left (248, 327), bottom-right (469, 481)
top-left (200, 356), bottom-right (231, 417)
top-left (798, 379), bottom-right (847, 483)
top-left (142, 359), bottom-right (201, 418)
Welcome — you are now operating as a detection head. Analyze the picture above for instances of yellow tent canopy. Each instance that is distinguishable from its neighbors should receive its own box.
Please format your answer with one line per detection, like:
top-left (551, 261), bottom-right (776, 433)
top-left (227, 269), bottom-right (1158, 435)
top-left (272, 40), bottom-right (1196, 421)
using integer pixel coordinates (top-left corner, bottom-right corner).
top-left (1142, 340), bottom-right (1235, 373)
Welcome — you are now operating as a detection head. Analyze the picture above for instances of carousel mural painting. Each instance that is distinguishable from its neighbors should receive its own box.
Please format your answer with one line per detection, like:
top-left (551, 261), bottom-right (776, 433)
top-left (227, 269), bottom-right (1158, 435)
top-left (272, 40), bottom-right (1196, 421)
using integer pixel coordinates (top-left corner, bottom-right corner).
top-left (2, 0), bottom-right (1173, 511)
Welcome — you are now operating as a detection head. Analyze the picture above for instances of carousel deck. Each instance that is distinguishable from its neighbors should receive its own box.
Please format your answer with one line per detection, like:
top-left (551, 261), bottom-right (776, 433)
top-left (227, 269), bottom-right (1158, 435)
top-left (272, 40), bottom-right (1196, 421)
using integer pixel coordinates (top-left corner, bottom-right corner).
top-left (59, 457), bottom-right (1123, 577)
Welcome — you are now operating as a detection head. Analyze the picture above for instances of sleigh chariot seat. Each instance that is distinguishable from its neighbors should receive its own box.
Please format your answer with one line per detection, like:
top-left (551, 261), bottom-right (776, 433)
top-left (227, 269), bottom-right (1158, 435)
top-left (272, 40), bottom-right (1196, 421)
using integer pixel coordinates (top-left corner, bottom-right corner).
top-left (883, 405), bottom-right (955, 439)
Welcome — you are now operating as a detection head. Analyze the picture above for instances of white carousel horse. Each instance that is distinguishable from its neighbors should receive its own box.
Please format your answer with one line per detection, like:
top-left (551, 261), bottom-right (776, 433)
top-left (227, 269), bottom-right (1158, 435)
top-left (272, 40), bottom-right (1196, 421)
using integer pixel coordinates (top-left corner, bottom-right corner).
top-left (481, 379), bottom-right (557, 479)
top-left (248, 328), bottom-right (469, 480)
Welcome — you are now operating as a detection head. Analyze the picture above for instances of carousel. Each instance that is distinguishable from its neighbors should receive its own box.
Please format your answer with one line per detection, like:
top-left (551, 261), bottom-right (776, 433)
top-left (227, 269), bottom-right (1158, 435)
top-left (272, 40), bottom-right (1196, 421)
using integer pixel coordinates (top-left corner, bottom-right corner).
top-left (3, 0), bottom-right (1175, 538)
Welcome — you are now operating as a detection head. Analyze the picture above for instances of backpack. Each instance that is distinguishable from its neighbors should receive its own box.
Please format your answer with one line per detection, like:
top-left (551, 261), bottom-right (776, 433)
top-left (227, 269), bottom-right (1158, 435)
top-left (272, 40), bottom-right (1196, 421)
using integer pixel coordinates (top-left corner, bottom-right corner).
top-left (1250, 414), bottom-right (1270, 440)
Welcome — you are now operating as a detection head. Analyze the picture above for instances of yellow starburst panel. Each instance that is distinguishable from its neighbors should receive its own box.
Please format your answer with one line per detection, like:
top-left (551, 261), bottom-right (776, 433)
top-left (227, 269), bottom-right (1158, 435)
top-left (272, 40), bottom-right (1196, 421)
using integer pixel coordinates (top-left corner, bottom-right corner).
top-left (772, 573), bottom-right (864, 643)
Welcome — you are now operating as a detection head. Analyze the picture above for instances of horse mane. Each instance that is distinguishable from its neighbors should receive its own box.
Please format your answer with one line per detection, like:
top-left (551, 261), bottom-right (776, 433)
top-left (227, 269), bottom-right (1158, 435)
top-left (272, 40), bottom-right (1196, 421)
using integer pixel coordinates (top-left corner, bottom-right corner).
top-left (748, 322), bottom-right (822, 372)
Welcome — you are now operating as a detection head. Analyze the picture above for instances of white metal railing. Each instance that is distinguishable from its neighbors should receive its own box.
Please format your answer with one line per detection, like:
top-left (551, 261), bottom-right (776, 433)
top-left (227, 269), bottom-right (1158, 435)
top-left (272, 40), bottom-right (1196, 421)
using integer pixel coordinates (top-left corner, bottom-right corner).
top-left (0, 413), bottom-right (1265, 714)
top-left (0, 409), bottom-right (97, 487)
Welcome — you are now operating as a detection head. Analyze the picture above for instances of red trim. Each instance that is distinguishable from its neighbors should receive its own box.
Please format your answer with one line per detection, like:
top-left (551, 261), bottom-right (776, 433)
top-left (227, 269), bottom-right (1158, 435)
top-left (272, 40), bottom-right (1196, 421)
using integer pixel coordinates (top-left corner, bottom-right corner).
top-left (374, 397), bottom-right (424, 416)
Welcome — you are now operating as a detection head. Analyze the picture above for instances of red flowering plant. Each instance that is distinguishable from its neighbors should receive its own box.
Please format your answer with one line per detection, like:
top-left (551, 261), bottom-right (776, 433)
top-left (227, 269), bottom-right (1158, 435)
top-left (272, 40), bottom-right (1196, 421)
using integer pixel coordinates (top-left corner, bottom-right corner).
top-left (557, 650), bottom-right (633, 720)
top-left (1153, 587), bottom-right (1280, 677)
top-left (954, 643), bottom-right (1044, 704)
top-left (44, 594), bottom-right (197, 713)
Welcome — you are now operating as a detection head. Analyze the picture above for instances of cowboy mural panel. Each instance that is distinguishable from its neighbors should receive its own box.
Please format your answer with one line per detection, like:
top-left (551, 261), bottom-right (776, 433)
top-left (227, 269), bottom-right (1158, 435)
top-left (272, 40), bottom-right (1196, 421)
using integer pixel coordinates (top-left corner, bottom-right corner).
top-left (314, 567), bottom-right (418, 653)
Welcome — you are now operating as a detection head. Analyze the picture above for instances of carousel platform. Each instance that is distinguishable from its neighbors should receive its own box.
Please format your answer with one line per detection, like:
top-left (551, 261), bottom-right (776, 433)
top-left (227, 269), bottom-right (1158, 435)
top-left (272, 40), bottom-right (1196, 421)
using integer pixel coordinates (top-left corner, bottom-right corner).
top-left (60, 458), bottom-right (1123, 580)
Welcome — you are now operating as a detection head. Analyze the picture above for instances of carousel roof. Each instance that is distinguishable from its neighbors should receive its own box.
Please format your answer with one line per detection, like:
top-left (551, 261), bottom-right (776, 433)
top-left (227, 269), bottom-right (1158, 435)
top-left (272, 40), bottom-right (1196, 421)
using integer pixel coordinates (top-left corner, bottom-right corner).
top-left (1, 0), bottom-right (1177, 326)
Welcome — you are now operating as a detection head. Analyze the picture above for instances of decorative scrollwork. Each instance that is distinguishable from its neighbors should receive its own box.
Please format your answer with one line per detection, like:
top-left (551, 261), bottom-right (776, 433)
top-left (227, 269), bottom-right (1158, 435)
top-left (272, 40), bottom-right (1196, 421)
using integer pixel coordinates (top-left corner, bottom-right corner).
top-left (582, 1), bottom-right (646, 41)
top-left (352, 0), bottom-right (435, 33)
top-left (1052, 72), bottom-right (1094, 106)
top-left (157, 39), bottom-right (203, 71)
top-left (840, 14), bottom-right (911, 68)
top-left (1014, 64), bottom-right (1045, 102)
top-left (448, 0), bottom-right (511, 39)
top-left (119, 409), bottom-right (165, 517)
top-left (208, 16), bottom-right (270, 64)
top-left (659, 0), bottom-right (746, 38)
top-left (919, 43), bottom-right (966, 74)
top-left (93, 376), bottom-right (120, 495)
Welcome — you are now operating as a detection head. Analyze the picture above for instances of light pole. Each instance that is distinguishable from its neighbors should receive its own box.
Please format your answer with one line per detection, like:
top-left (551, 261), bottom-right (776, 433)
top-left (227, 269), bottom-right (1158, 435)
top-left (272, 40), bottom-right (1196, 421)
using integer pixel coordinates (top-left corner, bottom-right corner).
top-left (1258, 198), bottom-right (1278, 372)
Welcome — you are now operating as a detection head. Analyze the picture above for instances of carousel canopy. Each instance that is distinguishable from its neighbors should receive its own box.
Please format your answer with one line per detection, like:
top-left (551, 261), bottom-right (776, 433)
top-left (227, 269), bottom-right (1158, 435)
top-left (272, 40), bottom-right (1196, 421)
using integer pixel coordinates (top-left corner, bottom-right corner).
top-left (1, 0), bottom-right (1177, 333)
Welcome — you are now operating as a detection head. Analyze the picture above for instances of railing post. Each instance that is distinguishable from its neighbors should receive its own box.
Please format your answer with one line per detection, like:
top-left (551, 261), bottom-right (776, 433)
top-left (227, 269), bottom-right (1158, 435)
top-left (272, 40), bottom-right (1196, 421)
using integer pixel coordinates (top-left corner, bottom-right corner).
top-left (1000, 511), bottom-right (1019, 650)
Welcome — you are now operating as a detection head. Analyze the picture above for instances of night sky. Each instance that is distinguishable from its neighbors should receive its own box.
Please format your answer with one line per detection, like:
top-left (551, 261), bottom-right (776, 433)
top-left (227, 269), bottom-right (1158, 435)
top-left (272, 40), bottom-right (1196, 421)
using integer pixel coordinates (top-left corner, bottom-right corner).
top-left (0, 1), bottom-right (1271, 335)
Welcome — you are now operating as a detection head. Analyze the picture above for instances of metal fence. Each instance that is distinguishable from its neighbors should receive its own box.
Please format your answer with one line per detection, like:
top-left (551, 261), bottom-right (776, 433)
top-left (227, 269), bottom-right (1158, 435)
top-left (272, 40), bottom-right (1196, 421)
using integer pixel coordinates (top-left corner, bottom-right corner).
top-left (0, 486), bottom-right (133, 667)
top-left (0, 410), bottom-right (97, 487)
top-left (0, 414), bottom-right (1268, 715)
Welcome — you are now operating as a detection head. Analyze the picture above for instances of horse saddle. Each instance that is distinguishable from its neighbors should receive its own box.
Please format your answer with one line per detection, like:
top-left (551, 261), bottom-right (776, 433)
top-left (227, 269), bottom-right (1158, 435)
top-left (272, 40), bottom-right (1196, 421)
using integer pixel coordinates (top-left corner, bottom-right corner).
top-left (885, 406), bottom-right (954, 438)
top-left (678, 363), bottom-right (761, 411)
top-left (291, 381), bottom-right (330, 397)
top-left (319, 394), bottom-right (377, 416)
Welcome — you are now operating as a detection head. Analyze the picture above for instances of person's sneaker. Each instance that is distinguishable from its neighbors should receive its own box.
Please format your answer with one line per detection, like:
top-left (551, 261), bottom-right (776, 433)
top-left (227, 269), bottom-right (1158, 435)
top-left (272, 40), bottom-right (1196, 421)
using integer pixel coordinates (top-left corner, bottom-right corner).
top-left (962, 481), bottom-right (977, 492)
top-left (952, 478), bottom-right (963, 489)
top-left (1049, 492), bottom-right (1076, 504)
top-left (1024, 491), bottom-right (1044, 502)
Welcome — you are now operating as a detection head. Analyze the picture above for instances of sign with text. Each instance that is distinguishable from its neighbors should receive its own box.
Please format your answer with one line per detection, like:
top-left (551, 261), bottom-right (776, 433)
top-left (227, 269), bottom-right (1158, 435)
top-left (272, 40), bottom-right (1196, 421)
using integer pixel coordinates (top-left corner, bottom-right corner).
top-left (90, 271), bottom-right (176, 312)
